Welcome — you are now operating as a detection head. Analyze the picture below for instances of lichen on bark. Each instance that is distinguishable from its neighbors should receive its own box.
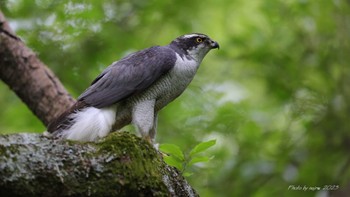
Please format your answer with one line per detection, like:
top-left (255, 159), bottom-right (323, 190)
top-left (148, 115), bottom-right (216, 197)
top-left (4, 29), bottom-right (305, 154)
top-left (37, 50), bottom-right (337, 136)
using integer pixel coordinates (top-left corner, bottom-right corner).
top-left (0, 132), bottom-right (198, 197)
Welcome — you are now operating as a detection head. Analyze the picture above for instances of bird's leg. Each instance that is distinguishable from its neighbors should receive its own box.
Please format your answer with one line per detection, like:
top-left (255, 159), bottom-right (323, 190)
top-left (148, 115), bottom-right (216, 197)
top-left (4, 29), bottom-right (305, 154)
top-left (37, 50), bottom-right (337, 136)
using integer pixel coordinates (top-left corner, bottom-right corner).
top-left (132, 100), bottom-right (156, 145)
top-left (149, 113), bottom-right (158, 142)
top-left (149, 113), bottom-right (159, 149)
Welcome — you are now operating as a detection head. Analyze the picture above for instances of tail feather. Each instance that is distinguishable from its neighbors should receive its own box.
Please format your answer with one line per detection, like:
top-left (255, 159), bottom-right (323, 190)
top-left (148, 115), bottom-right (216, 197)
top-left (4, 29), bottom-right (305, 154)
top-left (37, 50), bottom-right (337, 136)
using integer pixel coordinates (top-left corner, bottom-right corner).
top-left (47, 101), bottom-right (88, 133)
top-left (47, 101), bottom-right (116, 142)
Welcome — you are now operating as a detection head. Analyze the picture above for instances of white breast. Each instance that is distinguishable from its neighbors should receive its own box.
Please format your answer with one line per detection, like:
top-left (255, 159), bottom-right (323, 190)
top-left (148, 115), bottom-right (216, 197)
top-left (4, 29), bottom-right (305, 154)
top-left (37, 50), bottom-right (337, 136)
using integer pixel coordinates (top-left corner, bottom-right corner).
top-left (172, 54), bottom-right (199, 77)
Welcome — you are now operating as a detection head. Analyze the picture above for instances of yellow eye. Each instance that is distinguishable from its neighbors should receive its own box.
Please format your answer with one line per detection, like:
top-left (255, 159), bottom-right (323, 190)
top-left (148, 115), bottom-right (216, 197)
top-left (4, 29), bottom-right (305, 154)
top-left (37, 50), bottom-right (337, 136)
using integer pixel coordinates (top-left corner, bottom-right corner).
top-left (196, 38), bottom-right (203, 43)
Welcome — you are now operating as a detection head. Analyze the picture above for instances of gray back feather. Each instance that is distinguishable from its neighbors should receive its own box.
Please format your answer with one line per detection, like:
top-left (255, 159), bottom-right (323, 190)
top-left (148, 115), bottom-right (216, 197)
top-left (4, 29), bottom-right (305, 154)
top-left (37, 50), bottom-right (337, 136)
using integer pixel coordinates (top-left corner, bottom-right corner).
top-left (78, 46), bottom-right (176, 108)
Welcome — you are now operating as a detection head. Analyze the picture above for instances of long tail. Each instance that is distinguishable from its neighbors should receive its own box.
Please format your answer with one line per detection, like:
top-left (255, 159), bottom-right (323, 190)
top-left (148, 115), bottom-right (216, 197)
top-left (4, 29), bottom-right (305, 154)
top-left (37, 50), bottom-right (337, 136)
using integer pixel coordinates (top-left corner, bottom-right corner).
top-left (46, 101), bottom-right (116, 142)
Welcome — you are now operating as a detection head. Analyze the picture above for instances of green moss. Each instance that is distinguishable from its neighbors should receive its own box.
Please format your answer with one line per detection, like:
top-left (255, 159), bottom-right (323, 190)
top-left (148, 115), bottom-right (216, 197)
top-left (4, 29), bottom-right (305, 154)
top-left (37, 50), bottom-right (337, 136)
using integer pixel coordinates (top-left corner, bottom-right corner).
top-left (91, 132), bottom-right (168, 196)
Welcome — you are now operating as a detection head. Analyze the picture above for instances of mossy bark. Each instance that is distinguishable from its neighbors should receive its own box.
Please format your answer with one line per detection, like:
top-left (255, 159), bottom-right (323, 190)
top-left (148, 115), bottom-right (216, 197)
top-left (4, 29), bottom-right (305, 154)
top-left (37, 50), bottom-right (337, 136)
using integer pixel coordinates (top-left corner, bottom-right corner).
top-left (0, 132), bottom-right (198, 197)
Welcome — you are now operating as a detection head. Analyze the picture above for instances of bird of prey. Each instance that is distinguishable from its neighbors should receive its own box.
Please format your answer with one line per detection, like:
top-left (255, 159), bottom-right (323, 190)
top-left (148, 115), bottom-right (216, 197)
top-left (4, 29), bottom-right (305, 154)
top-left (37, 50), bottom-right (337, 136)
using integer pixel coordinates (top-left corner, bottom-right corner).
top-left (46, 33), bottom-right (219, 144)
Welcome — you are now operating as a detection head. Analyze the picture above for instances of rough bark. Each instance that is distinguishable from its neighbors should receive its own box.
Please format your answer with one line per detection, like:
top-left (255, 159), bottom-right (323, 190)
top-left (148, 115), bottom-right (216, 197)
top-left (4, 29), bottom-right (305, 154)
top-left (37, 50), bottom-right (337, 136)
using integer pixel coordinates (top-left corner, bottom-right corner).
top-left (0, 132), bottom-right (198, 197)
top-left (0, 11), bottom-right (75, 126)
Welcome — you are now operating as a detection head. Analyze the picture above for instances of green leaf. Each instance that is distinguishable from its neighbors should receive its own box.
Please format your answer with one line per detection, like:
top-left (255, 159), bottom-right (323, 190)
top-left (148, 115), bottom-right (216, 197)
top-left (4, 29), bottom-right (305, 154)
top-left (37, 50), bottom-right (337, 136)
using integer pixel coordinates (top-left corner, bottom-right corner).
top-left (183, 172), bottom-right (193, 177)
top-left (189, 139), bottom-right (216, 157)
top-left (159, 144), bottom-right (185, 161)
top-left (188, 156), bottom-right (213, 166)
top-left (163, 155), bottom-right (183, 171)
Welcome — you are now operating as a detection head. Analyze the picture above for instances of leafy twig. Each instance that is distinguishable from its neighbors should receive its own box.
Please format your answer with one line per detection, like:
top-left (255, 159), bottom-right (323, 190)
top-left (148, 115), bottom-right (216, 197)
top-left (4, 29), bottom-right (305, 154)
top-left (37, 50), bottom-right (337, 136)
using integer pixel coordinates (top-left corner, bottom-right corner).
top-left (160, 139), bottom-right (216, 177)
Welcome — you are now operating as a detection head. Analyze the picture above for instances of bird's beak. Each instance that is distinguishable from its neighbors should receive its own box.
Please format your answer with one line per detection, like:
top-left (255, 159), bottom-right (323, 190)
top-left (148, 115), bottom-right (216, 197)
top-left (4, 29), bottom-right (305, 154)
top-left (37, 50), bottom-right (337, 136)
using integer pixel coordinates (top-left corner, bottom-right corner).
top-left (210, 41), bottom-right (220, 49)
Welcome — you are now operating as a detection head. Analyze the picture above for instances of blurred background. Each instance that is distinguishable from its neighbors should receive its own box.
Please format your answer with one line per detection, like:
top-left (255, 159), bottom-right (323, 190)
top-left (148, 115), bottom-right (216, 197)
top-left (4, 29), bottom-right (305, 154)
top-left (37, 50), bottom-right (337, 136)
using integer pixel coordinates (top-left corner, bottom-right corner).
top-left (1, 0), bottom-right (350, 196)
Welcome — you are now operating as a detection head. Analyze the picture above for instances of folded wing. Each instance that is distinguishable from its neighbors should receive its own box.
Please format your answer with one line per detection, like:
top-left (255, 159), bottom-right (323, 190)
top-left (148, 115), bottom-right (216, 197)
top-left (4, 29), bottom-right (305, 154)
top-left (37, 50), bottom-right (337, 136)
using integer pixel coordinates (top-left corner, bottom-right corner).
top-left (78, 46), bottom-right (176, 108)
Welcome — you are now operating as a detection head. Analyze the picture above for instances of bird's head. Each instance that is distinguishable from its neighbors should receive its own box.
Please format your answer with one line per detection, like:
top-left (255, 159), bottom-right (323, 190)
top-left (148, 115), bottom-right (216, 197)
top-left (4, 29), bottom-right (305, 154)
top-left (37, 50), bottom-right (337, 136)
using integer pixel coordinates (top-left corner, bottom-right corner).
top-left (170, 33), bottom-right (219, 62)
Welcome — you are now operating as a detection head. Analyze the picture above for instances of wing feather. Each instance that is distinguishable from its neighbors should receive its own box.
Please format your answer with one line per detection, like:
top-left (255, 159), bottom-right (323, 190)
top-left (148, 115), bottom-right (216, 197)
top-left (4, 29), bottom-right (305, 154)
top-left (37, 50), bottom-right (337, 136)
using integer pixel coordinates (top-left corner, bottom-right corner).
top-left (78, 46), bottom-right (176, 108)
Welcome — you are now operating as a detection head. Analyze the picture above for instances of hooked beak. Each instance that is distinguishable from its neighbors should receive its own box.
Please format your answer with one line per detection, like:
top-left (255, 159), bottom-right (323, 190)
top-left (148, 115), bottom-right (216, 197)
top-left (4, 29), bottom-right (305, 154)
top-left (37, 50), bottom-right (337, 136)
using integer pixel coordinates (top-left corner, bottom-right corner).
top-left (210, 41), bottom-right (220, 49)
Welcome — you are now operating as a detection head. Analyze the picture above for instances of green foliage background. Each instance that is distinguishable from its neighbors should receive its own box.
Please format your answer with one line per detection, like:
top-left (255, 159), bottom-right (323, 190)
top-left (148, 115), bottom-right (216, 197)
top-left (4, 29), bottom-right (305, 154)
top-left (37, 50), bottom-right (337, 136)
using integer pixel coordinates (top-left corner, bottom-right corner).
top-left (1, 0), bottom-right (350, 196)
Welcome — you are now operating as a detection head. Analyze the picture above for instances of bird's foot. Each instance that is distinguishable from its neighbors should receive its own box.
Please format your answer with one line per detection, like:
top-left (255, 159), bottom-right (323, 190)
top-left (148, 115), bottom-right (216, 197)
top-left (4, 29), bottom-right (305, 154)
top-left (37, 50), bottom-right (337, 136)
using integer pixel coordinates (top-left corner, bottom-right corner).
top-left (144, 136), bottom-right (159, 150)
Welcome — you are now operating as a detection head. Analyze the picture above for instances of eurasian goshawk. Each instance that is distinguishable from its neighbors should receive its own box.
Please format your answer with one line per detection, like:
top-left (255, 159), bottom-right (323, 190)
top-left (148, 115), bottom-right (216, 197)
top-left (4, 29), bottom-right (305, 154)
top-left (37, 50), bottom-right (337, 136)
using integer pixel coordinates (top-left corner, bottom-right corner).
top-left (46, 33), bottom-right (219, 143)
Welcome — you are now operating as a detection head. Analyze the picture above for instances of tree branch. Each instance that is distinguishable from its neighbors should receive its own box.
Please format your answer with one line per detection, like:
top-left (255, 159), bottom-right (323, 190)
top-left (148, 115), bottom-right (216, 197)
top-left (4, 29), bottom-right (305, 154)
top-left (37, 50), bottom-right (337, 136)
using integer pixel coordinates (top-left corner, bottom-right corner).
top-left (0, 132), bottom-right (198, 197)
top-left (0, 11), bottom-right (75, 126)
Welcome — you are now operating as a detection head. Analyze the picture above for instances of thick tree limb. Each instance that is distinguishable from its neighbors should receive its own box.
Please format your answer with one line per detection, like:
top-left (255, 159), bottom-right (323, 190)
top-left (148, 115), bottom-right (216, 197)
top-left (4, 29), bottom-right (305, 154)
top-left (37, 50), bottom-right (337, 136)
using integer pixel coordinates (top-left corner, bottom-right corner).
top-left (0, 11), bottom-right (75, 126)
top-left (0, 132), bottom-right (198, 197)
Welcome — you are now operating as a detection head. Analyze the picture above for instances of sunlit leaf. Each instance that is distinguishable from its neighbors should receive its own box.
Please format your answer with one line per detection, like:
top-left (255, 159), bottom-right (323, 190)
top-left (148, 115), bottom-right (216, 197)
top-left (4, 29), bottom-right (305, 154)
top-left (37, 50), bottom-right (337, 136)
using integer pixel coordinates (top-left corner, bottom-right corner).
top-left (188, 156), bottom-right (213, 166)
top-left (189, 140), bottom-right (216, 157)
top-left (163, 155), bottom-right (183, 171)
top-left (183, 172), bottom-right (193, 177)
top-left (159, 143), bottom-right (184, 161)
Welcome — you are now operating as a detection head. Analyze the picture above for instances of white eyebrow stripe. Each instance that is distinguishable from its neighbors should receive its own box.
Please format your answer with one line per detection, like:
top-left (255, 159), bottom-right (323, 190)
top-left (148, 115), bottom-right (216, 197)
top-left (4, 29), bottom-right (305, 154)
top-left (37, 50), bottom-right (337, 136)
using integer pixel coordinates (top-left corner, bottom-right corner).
top-left (182, 34), bottom-right (201, 39)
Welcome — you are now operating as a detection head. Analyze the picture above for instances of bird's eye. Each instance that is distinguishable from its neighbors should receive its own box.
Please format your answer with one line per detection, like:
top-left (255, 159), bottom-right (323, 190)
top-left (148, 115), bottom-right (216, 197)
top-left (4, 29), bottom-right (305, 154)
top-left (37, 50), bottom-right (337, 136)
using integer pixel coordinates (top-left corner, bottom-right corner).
top-left (196, 38), bottom-right (203, 43)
